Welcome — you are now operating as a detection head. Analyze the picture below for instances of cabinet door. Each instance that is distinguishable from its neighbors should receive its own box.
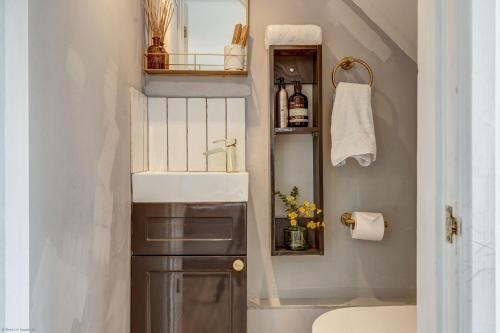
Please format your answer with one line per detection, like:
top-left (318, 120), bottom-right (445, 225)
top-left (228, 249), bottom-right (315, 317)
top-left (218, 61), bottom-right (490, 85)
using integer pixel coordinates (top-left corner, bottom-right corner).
top-left (131, 256), bottom-right (247, 333)
top-left (132, 203), bottom-right (247, 256)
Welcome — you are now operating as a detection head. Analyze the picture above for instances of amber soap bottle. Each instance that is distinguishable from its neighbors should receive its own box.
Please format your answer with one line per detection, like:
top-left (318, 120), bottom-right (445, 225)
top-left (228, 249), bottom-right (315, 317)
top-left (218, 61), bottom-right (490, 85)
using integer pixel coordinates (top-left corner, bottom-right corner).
top-left (288, 81), bottom-right (309, 127)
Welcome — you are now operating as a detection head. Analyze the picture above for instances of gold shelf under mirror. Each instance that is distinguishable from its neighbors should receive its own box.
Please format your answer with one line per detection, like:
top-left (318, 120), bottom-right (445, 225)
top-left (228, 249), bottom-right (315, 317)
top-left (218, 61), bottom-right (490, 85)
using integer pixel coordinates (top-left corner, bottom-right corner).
top-left (145, 69), bottom-right (248, 77)
top-left (144, 53), bottom-right (248, 77)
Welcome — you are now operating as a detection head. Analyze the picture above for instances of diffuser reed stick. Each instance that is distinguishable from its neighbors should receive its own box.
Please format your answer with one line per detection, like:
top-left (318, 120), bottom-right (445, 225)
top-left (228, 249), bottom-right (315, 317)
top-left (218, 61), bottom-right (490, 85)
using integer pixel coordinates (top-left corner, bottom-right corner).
top-left (145, 0), bottom-right (176, 69)
top-left (145, 0), bottom-right (176, 42)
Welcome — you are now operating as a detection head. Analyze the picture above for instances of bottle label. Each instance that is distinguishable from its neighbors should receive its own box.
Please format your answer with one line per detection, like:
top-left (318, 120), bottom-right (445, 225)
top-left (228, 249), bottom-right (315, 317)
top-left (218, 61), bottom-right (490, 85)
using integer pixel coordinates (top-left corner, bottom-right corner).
top-left (289, 108), bottom-right (308, 117)
top-left (289, 118), bottom-right (308, 124)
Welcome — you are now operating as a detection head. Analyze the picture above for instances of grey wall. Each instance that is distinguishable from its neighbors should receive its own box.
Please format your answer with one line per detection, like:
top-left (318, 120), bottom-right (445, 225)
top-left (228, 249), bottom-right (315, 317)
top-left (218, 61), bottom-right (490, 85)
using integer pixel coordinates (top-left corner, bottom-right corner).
top-left (249, 0), bottom-right (417, 301)
top-left (147, 0), bottom-right (417, 302)
top-left (248, 308), bottom-right (330, 333)
top-left (29, 0), bottom-right (143, 331)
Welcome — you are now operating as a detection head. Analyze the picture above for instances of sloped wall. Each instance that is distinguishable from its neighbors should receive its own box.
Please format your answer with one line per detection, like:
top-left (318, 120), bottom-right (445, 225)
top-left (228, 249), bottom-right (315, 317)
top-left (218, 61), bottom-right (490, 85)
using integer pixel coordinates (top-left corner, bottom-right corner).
top-left (353, 0), bottom-right (417, 62)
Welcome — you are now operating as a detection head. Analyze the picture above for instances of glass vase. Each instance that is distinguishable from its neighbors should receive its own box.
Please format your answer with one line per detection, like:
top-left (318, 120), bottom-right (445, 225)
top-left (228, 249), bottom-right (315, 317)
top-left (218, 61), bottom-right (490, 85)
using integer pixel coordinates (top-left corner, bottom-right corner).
top-left (284, 226), bottom-right (308, 251)
top-left (147, 37), bottom-right (169, 70)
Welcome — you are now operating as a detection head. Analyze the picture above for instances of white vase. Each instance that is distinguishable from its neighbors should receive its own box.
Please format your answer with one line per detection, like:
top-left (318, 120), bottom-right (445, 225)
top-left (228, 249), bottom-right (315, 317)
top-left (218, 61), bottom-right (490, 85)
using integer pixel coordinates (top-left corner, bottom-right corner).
top-left (224, 44), bottom-right (245, 71)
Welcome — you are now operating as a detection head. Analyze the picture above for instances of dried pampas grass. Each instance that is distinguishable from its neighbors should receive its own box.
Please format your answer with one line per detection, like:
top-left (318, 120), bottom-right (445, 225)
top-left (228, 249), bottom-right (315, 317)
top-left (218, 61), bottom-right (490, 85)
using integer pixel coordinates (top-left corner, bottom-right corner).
top-left (145, 0), bottom-right (177, 43)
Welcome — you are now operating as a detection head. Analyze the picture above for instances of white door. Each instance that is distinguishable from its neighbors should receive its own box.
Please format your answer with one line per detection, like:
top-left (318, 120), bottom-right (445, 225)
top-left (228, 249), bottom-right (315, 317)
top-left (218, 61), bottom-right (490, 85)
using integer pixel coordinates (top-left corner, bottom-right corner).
top-left (418, 0), bottom-right (497, 332)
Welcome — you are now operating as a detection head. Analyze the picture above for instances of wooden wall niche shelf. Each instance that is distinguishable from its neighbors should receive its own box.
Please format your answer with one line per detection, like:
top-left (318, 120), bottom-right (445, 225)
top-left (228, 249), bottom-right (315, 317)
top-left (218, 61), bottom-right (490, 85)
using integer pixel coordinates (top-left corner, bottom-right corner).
top-left (269, 45), bottom-right (324, 256)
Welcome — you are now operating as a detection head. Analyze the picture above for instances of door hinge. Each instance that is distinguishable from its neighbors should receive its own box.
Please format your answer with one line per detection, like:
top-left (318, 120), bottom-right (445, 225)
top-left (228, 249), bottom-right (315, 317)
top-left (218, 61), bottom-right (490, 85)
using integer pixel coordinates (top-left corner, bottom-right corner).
top-left (446, 206), bottom-right (459, 244)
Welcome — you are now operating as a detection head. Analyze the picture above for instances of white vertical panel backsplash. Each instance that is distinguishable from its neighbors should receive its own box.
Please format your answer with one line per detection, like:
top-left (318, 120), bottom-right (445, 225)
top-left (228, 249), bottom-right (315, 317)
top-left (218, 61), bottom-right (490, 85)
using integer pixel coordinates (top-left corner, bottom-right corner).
top-left (207, 98), bottom-right (227, 172)
top-left (226, 98), bottom-right (246, 172)
top-left (167, 98), bottom-right (188, 171)
top-left (130, 88), bottom-right (148, 173)
top-left (130, 89), bottom-right (139, 172)
top-left (142, 94), bottom-right (149, 170)
top-left (131, 95), bottom-right (246, 173)
top-left (187, 98), bottom-right (207, 171)
top-left (148, 97), bottom-right (168, 171)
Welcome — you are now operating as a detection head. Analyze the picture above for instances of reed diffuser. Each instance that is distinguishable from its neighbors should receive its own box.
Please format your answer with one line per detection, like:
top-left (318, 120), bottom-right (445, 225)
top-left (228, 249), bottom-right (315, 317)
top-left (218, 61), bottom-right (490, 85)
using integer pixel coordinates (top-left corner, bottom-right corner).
top-left (145, 0), bottom-right (176, 69)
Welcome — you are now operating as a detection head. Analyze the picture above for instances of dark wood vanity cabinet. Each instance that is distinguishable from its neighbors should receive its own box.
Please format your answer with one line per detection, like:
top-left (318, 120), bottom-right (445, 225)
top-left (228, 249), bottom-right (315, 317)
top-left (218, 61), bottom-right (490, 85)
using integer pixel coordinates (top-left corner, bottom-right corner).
top-left (131, 256), bottom-right (246, 333)
top-left (131, 203), bottom-right (247, 333)
top-left (132, 203), bottom-right (246, 256)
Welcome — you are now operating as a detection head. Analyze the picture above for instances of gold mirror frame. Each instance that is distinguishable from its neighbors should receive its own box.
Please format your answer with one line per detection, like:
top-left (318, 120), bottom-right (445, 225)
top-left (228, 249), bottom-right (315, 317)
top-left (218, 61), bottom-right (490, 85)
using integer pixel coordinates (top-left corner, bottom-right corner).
top-left (145, 0), bottom-right (249, 76)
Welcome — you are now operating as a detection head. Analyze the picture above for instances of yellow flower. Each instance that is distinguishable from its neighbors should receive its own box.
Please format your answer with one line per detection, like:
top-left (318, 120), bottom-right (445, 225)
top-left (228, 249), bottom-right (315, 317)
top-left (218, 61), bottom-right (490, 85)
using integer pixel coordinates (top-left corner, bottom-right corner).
top-left (303, 200), bottom-right (310, 207)
top-left (298, 207), bottom-right (306, 214)
top-left (290, 219), bottom-right (298, 226)
top-left (305, 211), bottom-right (311, 218)
top-left (307, 221), bottom-right (316, 229)
top-left (286, 196), bottom-right (295, 203)
top-left (321, 221), bottom-right (326, 227)
top-left (288, 212), bottom-right (298, 219)
top-left (310, 203), bottom-right (316, 210)
top-left (316, 209), bottom-right (322, 214)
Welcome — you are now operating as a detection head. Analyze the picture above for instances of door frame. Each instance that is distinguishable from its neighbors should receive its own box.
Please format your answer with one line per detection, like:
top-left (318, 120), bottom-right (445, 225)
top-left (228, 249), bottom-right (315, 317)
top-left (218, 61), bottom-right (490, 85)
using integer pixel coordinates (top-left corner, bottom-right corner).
top-left (0, 0), bottom-right (5, 327)
top-left (417, 0), bottom-right (497, 332)
top-left (2, 0), bottom-right (30, 329)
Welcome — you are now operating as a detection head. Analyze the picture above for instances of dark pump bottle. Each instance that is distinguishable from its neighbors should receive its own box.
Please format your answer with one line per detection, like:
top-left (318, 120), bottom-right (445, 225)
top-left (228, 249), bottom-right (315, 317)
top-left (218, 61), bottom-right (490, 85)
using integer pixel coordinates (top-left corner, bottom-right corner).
top-left (288, 81), bottom-right (309, 127)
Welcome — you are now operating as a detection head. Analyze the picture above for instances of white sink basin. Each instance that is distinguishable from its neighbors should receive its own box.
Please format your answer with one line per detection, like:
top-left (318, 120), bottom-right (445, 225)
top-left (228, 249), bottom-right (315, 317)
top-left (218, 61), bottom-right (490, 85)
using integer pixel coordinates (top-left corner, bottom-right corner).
top-left (132, 172), bottom-right (249, 203)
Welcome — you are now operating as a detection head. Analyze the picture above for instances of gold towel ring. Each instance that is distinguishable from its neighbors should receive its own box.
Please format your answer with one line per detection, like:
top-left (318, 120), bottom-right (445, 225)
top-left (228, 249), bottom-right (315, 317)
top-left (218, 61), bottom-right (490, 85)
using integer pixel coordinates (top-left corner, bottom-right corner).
top-left (332, 56), bottom-right (374, 88)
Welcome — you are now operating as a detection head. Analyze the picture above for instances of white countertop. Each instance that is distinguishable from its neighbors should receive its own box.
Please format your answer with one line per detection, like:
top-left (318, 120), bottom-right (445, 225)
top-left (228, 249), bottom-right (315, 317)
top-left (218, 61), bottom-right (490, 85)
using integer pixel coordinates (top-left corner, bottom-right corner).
top-left (132, 171), bottom-right (249, 203)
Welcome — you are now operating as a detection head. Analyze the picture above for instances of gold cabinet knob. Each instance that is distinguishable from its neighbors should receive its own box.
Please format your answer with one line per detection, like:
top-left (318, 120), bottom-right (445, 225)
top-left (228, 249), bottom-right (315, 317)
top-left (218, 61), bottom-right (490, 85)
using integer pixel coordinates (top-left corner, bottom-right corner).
top-left (232, 259), bottom-right (245, 272)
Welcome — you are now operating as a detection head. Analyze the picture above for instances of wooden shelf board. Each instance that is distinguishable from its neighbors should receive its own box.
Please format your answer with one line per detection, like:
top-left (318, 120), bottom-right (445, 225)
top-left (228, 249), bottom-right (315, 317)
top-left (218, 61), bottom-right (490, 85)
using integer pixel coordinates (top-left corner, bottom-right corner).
top-left (274, 127), bottom-right (319, 135)
top-left (144, 69), bottom-right (248, 77)
top-left (272, 45), bottom-right (321, 57)
top-left (272, 248), bottom-right (324, 256)
top-left (274, 217), bottom-right (316, 223)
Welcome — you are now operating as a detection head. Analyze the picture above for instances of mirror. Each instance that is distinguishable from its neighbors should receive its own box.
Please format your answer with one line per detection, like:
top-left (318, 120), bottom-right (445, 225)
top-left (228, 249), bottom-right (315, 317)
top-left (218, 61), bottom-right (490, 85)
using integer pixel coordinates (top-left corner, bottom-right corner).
top-left (165, 0), bottom-right (248, 72)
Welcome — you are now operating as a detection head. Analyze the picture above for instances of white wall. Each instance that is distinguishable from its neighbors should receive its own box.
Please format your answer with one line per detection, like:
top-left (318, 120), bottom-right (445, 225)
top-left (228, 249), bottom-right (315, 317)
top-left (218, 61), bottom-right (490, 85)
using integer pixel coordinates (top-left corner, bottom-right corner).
top-left (28, 0), bottom-right (143, 331)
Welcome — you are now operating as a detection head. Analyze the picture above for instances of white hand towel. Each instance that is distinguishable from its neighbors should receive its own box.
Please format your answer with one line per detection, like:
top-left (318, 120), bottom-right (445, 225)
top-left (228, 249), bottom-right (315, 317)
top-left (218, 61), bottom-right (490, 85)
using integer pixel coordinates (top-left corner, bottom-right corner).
top-left (331, 82), bottom-right (376, 167)
top-left (265, 25), bottom-right (322, 49)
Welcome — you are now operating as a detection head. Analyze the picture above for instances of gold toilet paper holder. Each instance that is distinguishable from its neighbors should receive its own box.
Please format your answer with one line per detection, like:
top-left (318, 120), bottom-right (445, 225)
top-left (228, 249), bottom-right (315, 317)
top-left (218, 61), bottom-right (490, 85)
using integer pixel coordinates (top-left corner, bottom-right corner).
top-left (341, 212), bottom-right (389, 229)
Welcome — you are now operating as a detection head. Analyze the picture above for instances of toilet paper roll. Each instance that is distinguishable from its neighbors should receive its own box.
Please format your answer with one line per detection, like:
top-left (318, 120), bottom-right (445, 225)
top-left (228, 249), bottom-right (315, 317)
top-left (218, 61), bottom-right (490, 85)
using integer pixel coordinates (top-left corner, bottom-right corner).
top-left (350, 212), bottom-right (385, 241)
